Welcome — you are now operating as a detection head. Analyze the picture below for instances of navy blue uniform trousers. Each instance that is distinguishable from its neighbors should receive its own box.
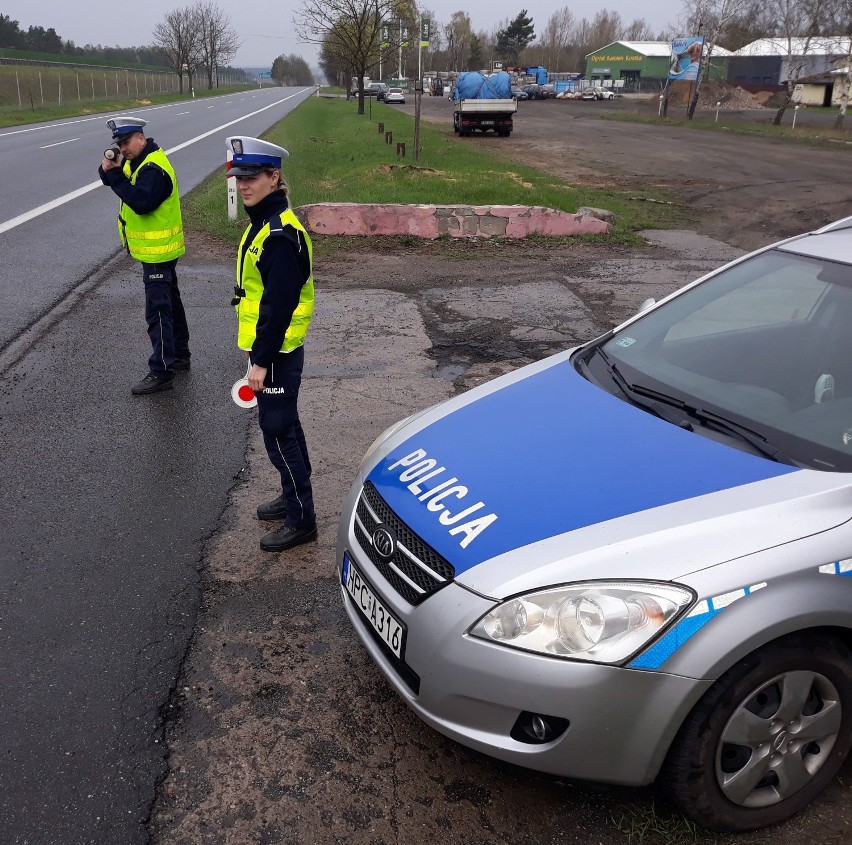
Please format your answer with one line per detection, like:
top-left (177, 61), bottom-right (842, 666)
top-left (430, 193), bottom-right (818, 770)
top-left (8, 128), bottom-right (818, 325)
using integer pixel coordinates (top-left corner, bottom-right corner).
top-left (143, 259), bottom-right (189, 374)
top-left (254, 345), bottom-right (315, 529)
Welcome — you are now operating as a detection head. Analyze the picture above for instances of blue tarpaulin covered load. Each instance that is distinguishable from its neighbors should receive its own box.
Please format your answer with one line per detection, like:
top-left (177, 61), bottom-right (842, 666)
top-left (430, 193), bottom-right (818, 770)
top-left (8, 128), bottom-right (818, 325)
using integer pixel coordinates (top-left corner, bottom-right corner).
top-left (454, 71), bottom-right (512, 100)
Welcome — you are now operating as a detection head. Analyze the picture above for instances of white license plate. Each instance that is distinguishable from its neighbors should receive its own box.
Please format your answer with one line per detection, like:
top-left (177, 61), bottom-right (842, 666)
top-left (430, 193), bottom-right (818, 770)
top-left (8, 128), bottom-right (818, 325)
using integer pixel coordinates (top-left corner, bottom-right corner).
top-left (480, 120), bottom-right (495, 125)
top-left (342, 554), bottom-right (405, 659)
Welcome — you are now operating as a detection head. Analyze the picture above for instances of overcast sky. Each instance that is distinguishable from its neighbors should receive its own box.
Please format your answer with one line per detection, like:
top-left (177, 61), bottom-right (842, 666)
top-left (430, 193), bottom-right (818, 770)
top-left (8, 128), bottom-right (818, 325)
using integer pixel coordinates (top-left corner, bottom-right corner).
top-left (3, 0), bottom-right (683, 70)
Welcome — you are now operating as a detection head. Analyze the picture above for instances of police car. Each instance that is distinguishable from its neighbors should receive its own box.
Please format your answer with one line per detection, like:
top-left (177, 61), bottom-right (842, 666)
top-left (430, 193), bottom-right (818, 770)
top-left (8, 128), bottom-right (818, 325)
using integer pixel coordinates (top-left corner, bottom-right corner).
top-left (336, 216), bottom-right (852, 831)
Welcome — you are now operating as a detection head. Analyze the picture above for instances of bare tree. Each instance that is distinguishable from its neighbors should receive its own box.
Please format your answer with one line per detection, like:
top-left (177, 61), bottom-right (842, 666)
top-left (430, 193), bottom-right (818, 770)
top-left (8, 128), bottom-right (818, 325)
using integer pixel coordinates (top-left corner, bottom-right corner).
top-left (194, 0), bottom-right (241, 89)
top-left (765, 0), bottom-right (846, 124)
top-left (153, 6), bottom-right (204, 94)
top-left (834, 56), bottom-right (851, 128)
top-left (587, 10), bottom-right (624, 48)
top-left (538, 7), bottom-right (574, 72)
top-left (294, 0), bottom-right (403, 114)
top-left (623, 18), bottom-right (655, 40)
top-left (678, 0), bottom-right (755, 118)
top-left (443, 11), bottom-right (472, 72)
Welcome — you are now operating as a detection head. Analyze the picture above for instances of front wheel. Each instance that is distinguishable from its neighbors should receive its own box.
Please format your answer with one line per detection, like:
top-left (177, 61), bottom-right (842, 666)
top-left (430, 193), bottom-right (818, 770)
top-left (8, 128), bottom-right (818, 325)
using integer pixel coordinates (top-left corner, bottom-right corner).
top-left (661, 634), bottom-right (852, 832)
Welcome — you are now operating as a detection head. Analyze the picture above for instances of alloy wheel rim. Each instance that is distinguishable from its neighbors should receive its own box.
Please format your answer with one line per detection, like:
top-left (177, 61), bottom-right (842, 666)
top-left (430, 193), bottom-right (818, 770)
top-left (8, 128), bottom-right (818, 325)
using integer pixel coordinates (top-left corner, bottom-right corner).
top-left (715, 670), bottom-right (842, 807)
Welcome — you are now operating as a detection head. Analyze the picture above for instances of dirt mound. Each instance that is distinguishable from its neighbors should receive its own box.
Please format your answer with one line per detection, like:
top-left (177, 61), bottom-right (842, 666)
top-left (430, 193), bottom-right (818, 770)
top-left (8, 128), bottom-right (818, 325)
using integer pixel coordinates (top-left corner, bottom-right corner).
top-left (663, 80), bottom-right (767, 109)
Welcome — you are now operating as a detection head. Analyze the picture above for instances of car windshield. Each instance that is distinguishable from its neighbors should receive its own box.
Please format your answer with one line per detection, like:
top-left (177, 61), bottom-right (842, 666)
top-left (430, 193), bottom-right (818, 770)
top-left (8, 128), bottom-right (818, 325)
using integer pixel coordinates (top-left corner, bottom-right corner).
top-left (577, 248), bottom-right (852, 471)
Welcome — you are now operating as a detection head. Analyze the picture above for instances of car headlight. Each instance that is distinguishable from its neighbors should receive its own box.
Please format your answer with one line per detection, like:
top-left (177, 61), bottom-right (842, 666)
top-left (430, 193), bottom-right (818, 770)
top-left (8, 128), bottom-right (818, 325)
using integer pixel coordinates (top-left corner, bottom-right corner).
top-left (469, 582), bottom-right (693, 664)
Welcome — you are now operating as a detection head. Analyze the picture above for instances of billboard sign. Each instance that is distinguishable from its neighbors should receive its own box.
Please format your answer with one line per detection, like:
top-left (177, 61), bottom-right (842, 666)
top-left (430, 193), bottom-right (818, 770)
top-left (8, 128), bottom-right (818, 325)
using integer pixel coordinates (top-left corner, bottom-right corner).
top-left (668, 37), bottom-right (705, 81)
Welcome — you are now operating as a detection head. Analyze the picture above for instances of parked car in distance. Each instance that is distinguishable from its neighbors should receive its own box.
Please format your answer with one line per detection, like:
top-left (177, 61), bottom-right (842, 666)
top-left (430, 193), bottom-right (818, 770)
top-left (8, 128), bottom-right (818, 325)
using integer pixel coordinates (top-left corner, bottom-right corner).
top-left (384, 87), bottom-right (406, 104)
top-left (511, 87), bottom-right (529, 100)
top-left (352, 82), bottom-right (390, 99)
top-left (337, 216), bottom-right (852, 834)
top-left (582, 87), bottom-right (616, 100)
top-left (522, 84), bottom-right (548, 100)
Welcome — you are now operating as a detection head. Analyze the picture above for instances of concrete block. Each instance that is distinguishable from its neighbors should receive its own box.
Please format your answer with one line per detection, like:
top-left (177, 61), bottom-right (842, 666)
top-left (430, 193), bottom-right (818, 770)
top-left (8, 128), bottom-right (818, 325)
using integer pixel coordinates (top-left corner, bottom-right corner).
top-left (295, 203), bottom-right (611, 240)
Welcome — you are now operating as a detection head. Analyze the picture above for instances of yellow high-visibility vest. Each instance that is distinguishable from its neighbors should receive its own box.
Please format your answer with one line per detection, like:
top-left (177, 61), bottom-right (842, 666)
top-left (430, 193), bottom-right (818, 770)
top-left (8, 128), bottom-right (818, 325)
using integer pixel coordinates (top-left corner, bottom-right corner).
top-left (235, 208), bottom-right (314, 352)
top-left (118, 148), bottom-right (185, 263)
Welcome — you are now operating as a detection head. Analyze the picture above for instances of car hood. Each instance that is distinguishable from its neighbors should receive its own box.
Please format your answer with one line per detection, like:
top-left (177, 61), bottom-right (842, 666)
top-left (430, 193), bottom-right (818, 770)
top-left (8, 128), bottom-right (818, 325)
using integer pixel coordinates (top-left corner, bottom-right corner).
top-left (364, 354), bottom-right (852, 597)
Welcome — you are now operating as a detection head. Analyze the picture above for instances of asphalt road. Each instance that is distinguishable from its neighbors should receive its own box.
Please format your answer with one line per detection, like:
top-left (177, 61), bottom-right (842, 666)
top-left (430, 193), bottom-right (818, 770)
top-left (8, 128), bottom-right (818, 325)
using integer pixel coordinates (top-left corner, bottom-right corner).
top-left (0, 86), bottom-right (314, 351)
top-left (0, 86), bottom-right (315, 845)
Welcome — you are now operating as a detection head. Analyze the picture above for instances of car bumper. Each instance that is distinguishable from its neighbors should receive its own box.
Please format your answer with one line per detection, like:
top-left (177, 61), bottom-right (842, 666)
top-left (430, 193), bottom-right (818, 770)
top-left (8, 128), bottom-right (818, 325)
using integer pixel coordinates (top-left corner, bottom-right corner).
top-left (337, 492), bottom-right (711, 786)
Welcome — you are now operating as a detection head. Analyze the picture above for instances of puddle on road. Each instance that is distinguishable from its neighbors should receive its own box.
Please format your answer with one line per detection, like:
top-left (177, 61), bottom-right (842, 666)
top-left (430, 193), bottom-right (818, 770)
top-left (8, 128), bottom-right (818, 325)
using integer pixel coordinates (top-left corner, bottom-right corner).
top-left (434, 363), bottom-right (468, 381)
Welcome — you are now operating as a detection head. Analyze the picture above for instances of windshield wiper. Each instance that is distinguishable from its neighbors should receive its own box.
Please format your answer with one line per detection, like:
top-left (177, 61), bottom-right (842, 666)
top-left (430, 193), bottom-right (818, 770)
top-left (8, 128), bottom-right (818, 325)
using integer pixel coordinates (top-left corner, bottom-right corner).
top-left (588, 348), bottom-right (695, 430)
top-left (683, 407), bottom-right (795, 464)
top-left (589, 348), bottom-right (793, 464)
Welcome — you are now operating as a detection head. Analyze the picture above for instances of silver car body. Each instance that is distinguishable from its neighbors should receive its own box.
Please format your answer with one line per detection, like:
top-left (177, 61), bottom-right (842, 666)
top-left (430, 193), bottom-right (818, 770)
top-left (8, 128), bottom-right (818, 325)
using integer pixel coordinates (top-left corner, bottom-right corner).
top-left (384, 88), bottom-right (406, 104)
top-left (336, 219), bottom-right (852, 788)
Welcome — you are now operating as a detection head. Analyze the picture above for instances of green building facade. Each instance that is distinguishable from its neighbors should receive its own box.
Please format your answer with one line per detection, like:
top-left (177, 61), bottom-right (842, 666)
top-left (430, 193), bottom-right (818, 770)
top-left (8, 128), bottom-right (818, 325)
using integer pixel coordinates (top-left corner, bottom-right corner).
top-left (584, 41), bottom-right (728, 88)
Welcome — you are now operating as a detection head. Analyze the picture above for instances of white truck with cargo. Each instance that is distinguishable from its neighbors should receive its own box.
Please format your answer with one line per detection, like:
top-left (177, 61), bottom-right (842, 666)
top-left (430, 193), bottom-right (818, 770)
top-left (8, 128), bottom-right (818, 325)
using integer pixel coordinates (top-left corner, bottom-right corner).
top-left (453, 71), bottom-right (517, 137)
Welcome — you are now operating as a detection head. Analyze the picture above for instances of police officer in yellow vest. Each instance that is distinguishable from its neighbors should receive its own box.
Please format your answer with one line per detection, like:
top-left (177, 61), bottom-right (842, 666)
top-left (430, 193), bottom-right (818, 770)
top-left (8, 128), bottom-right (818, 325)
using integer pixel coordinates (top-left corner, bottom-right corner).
top-left (227, 136), bottom-right (317, 552)
top-left (99, 116), bottom-right (190, 395)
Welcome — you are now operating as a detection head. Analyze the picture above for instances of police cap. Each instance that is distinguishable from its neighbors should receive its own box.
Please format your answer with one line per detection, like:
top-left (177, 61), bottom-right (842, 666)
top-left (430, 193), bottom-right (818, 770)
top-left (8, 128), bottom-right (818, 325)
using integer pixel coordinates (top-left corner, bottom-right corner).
top-left (226, 136), bottom-right (289, 177)
top-left (107, 115), bottom-right (148, 140)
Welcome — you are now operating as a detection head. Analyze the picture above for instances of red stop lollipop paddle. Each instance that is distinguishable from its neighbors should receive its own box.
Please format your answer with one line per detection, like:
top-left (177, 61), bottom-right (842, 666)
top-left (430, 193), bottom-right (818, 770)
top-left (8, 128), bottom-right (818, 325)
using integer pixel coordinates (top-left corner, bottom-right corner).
top-left (231, 363), bottom-right (258, 408)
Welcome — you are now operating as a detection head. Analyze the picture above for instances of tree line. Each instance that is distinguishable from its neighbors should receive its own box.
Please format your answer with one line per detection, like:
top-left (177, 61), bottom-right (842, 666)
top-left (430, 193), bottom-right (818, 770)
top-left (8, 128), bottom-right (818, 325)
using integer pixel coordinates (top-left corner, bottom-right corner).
top-left (0, 13), bottom-right (171, 68)
top-left (302, 0), bottom-right (850, 119)
top-left (0, 5), bottom-right (249, 90)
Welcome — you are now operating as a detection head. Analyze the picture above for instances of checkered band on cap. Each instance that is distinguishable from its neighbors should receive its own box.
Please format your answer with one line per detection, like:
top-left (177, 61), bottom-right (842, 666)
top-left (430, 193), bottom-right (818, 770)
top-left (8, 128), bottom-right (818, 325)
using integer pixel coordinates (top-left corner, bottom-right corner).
top-left (225, 135), bottom-right (289, 175)
top-left (107, 116), bottom-right (147, 139)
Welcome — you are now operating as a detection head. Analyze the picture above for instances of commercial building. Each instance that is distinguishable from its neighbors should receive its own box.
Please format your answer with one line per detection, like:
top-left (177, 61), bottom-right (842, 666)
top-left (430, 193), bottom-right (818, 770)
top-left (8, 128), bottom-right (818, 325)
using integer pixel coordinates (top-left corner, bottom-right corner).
top-left (584, 41), bottom-right (730, 90)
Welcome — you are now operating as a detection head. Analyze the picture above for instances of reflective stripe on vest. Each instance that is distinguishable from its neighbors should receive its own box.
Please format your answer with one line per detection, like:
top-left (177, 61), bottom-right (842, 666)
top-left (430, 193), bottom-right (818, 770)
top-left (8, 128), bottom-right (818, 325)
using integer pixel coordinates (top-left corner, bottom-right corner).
top-left (235, 208), bottom-right (314, 353)
top-left (118, 148), bottom-right (186, 263)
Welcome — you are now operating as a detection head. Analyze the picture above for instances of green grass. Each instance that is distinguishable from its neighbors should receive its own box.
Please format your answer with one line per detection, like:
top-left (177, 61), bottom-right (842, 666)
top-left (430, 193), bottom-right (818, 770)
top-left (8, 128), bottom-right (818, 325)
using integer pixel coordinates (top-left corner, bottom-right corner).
top-left (183, 95), bottom-right (684, 249)
top-left (610, 803), bottom-right (736, 845)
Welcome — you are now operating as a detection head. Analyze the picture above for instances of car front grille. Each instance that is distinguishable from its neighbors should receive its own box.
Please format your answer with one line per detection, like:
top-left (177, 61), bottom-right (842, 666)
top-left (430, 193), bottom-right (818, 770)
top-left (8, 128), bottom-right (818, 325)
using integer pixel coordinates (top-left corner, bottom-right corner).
top-left (354, 481), bottom-right (455, 605)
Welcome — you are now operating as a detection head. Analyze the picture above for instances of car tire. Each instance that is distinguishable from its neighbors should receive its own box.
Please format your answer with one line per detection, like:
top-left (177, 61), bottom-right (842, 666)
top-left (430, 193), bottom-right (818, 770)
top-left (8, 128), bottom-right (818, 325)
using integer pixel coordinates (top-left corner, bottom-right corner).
top-left (661, 633), bottom-right (852, 832)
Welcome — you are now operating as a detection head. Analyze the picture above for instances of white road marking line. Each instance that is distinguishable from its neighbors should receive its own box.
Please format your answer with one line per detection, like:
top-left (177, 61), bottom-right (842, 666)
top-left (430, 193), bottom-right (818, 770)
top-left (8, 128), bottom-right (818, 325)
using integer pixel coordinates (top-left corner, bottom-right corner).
top-left (0, 90), bottom-right (309, 235)
top-left (41, 138), bottom-right (80, 149)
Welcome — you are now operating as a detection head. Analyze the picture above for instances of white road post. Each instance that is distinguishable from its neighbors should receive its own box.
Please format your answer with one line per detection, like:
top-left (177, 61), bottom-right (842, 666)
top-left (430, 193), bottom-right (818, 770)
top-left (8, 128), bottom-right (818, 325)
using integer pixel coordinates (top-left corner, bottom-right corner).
top-left (227, 150), bottom-right (237, 221)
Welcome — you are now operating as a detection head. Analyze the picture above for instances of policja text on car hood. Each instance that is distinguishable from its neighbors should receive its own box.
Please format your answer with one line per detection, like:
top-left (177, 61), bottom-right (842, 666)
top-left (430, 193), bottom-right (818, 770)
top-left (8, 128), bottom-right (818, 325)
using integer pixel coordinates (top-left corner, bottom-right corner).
top-left (365, 354), bottom-right (852, 597)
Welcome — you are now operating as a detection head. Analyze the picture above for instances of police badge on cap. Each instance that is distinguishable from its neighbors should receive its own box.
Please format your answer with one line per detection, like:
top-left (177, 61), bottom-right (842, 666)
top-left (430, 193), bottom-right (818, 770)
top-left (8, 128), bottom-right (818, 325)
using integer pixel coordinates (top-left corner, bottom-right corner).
top-left (226, 136), bottom-right (289, 177)
top-left (107, 116), bottom-right (148, 139)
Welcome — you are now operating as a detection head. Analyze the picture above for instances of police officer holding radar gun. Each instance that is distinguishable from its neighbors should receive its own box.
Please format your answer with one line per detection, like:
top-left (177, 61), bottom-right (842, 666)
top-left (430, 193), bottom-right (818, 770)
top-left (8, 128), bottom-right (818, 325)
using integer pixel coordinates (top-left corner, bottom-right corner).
top-left (227, 136), bottom-right (317, 552)
top-left (99, 116), bottom-right (190, 395)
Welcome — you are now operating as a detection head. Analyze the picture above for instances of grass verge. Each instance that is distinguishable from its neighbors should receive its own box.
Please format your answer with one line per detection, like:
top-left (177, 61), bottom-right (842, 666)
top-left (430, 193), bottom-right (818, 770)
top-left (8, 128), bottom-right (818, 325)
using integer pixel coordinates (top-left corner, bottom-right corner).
top-left (183, 94), bottom-right (685, 252)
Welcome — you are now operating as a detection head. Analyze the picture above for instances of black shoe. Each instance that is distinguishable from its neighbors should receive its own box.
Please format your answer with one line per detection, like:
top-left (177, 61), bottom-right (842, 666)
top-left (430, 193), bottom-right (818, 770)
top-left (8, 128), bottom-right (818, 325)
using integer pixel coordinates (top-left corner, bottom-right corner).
top-left (173, 357), bottom-right (191, 371)
top-left (131, 372), bottom-right (175, 395)
top-left (257, 494), bottom-right (288, 521)
top-left (260, 523), bottom-right (317, 552)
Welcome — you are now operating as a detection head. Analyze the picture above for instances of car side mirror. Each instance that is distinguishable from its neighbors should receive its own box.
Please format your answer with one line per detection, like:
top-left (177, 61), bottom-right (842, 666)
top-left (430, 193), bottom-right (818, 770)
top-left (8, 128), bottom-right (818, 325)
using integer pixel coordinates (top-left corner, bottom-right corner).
top-left (637, 297), bottom-right (656, 314)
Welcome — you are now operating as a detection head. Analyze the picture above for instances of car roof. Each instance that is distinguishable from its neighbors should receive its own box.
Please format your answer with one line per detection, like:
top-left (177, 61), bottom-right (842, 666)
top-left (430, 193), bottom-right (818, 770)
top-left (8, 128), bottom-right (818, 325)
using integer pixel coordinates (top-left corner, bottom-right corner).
top-left (776, 220), bottom-right (852, 265)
